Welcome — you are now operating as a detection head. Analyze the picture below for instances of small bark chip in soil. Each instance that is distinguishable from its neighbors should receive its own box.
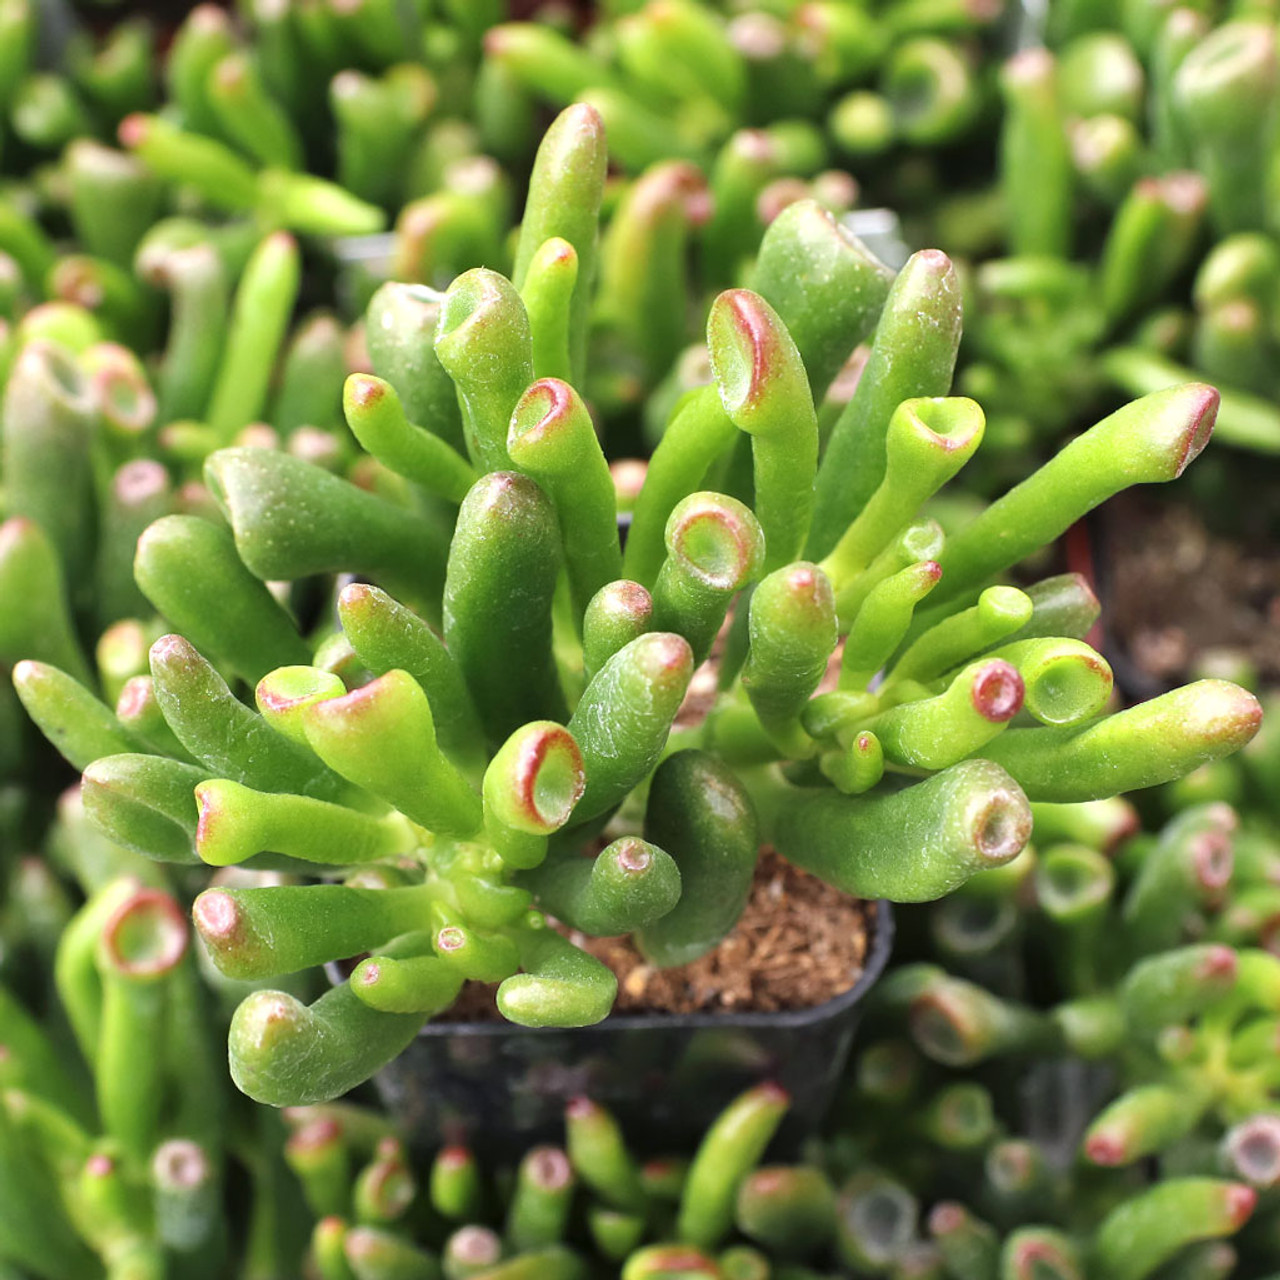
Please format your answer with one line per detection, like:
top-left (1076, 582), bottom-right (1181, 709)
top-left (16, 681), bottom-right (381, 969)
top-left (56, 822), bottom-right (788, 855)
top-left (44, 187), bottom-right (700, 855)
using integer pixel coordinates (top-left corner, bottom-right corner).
top-left (440, 850), bottom-right (873, 1022)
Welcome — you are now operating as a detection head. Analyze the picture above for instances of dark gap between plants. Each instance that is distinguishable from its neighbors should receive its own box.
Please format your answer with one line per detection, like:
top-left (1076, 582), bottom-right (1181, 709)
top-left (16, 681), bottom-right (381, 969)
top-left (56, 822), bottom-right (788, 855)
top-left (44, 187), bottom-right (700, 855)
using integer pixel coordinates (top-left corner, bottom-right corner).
top-left (1095, 492), bottom-right (1280, 697)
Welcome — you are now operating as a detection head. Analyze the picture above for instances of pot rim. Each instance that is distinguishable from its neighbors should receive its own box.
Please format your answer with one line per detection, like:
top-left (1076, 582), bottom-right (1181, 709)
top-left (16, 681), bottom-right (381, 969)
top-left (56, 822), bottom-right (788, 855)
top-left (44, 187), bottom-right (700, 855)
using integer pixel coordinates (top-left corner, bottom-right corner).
top-left (414, 898), bottom-right (895, 1039)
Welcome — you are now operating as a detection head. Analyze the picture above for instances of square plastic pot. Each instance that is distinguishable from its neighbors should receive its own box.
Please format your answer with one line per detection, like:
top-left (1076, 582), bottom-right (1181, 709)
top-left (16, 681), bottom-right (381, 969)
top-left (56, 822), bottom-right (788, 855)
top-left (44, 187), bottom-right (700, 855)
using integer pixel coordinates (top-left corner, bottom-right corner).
top-left (371, 900), bottom-right (894, 1158)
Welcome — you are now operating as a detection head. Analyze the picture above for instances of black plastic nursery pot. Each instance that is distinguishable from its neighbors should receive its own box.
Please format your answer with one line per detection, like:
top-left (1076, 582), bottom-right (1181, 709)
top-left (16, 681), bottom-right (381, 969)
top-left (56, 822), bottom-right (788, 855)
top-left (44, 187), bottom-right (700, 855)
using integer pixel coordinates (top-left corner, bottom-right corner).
top-left (373, 901), bottom-right (894, 1158)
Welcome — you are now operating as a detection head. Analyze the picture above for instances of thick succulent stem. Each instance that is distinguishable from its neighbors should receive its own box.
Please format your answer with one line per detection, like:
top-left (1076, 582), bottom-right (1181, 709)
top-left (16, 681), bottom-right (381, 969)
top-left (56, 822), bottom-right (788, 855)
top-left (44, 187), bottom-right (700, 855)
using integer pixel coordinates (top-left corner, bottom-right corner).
top-left (444, 471), bottom-right (567, 742)
top-left (707, 289), bottom-right (818, 570)
top-left (677, 1083), bottom-right (791, 1249)
top-left (809, 250), bottom-right (962, 560)
top-left (567, 632), bottom-right (693, 824)
top-left (930, 384), bottom-right (1219, 604)
top-left (507, 377), bottom-right (621, 621)
top-left (980, 682), bottom-right (1261, 803)
top-left (772, 759), bottom-right (1032, 901)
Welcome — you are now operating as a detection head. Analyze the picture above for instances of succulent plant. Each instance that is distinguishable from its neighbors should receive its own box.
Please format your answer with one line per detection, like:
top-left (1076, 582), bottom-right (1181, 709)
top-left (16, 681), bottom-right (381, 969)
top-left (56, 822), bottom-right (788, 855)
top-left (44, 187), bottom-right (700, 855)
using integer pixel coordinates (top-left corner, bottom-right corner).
top-left (6, 104), bottom-right (1262, 1109)
top-left (0, 874), bottom-right (234, 1280)
top-left (942, 14), bottom-right (1280, 467)
top-left (1, 7), bottom-right (1280, 1280)
top-left (812, 725), bottom-right (1280, 1277)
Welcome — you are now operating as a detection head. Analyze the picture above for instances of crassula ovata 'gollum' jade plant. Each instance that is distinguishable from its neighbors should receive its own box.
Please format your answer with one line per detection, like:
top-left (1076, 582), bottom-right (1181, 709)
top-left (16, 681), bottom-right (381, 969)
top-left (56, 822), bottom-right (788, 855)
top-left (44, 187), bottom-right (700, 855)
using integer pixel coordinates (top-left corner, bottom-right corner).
top-left (8, 106), bottom-right (1262, 1107)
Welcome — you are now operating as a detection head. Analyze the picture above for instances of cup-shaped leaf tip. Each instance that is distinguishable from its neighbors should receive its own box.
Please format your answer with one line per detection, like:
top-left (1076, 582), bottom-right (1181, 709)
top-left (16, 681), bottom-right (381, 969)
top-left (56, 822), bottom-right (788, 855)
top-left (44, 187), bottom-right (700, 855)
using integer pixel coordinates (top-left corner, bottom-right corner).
top-left (101, 886), bottom-right (189, 978)
top-left (511, 725), bottom-right (585, 833)
top-left (706, 289), bottom-right (796, 423)
top-left (970, 660), bottom-right (1024, 723)
top-left (664, 492), bottom-right (765, 592)
top-left (1225, 1116), bottom-right (1280, 1188)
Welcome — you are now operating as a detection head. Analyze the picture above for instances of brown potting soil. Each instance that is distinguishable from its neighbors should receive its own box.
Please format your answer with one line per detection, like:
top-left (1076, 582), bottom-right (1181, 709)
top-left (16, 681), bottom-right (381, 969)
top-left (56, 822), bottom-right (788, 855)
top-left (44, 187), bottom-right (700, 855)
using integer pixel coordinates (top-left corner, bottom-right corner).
top-left (1102, 495), bottom-right (1280, 686)
top-left (439, 850), bottom-right (873, 1022)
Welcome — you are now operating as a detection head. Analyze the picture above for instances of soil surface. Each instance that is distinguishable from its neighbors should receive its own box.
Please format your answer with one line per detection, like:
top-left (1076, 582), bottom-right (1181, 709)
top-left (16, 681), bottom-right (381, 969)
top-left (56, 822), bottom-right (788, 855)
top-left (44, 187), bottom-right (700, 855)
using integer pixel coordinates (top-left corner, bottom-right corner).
top-left (441, 850), bottom-right (874, 1021)
top-left (1098, 494), bottom-right (1280, 691)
